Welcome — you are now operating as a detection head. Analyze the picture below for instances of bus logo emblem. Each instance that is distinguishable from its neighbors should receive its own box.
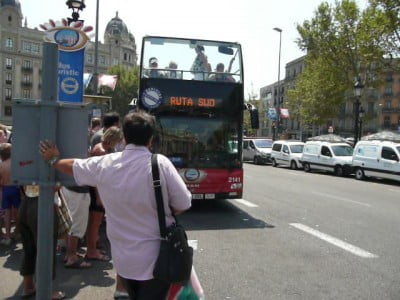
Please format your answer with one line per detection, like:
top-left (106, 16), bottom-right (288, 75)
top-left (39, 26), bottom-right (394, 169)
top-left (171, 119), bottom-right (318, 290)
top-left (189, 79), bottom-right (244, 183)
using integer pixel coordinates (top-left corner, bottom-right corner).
top-left (142, 87), bottom-right (163, 109)
top-left (184, 169), bottom-right (200, 181)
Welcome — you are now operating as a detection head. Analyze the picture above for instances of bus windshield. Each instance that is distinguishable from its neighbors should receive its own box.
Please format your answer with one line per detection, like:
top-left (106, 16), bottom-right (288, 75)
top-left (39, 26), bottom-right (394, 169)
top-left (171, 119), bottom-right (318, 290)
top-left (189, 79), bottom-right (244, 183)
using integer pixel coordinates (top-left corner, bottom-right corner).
top-left (141, 37), bottom-right (242, 83)
top-left (154, 116), bottom-right (240, 169)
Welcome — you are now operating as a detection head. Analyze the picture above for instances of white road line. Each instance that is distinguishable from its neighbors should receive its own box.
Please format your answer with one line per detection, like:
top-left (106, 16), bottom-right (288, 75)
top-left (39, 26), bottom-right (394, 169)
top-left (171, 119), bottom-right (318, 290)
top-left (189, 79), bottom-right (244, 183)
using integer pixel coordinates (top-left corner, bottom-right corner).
top-left (188, 240), bottom-right (198, 250)
top-left (312, 191), bottom-right (371, 208)
top-left (234, 198), bottom-right (259, 208)
top-left (388, 189), bottom-right (398, 193)
top-left (290, 223), bottom-right (378, 258)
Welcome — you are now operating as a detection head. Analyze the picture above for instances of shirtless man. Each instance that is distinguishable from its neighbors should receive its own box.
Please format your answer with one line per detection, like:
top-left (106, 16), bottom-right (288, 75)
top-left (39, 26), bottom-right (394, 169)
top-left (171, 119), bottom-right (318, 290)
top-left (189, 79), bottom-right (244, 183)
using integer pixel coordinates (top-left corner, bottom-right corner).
top-left (0, 143), bottom-right (20, 246)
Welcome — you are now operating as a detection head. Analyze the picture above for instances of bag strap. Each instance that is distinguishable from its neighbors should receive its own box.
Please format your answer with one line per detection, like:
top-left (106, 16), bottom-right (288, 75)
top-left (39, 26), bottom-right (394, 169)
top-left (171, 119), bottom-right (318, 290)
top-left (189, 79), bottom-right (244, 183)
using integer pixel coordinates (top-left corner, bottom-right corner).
top-left (151, 154), bottom-right (168, 238)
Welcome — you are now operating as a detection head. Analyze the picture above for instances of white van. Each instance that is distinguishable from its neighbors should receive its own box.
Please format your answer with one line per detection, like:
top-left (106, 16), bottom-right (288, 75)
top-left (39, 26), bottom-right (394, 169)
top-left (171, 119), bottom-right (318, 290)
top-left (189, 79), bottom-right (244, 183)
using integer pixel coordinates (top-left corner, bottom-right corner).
top-left (271, 140), bottom-right (305, 169)
top-left (352, 140), bottom-right (400, 181)
top-left (243, 137), bottom-right (273, 165)
top-left (300, 141), bottom-right (353, 176)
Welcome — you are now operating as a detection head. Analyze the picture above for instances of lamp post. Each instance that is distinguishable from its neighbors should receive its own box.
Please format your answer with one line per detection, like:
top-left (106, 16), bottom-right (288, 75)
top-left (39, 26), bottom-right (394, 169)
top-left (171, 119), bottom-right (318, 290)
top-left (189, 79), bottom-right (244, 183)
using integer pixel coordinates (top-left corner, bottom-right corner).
top-left (66, 0), bottom-right (86, 25)
top-left (353, 77), bottom-right (364, 145)
top-left (359, 105), bottom-right (365, 140)
top-left (93, 0), bottom-right (100, 95)
top-left (273, 27), bottom-right (282, 141)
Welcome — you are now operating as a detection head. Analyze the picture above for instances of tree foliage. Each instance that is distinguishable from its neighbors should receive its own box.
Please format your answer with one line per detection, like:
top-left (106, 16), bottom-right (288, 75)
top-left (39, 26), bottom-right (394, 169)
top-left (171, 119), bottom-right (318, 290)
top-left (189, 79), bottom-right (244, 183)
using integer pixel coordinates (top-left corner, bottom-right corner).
top-left (287, 0), bottom-right (386, 125)
top-left (102, 65), bottom-right (139, 117)
top-left (367, 0), bottom-right (400, 61)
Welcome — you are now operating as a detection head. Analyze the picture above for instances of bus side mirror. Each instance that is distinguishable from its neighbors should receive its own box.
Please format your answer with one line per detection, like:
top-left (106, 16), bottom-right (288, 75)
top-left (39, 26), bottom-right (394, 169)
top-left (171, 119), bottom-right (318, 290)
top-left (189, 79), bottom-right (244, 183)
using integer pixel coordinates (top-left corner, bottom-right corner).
top-left (250, 109), bottom-right (259, 129)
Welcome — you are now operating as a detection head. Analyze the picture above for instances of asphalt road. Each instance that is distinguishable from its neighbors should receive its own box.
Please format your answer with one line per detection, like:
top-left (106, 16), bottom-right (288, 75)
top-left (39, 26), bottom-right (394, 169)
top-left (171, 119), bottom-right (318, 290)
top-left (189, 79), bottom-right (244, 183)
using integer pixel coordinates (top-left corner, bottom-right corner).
top-left (180, 163), bottom-right (400, 300)
top-left (1, 163), bottom-right (399, 299)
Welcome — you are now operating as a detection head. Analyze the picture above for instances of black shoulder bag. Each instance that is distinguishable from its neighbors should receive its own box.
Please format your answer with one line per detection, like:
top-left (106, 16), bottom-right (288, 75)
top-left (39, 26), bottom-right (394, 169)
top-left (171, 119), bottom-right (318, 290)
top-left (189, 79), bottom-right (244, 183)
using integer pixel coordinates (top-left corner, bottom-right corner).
top-left (151, 154), bottom-right (193, 284)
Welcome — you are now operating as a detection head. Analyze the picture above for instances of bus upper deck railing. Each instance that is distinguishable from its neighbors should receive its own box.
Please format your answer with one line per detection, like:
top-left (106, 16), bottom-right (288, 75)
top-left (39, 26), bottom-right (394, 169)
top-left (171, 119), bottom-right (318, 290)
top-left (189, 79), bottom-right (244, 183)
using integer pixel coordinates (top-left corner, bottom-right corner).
top-left (142, 68), bottom-right (241, 83)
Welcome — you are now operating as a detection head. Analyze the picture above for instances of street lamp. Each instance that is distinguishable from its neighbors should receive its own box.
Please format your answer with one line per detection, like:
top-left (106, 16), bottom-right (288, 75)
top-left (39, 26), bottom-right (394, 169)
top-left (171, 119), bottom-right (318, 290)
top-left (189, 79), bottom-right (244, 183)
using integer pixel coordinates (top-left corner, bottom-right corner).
top-left (359, 105), bottom-right (365, 139)
top-left (353, 77), bottom-right (364, 145)
top-left (273, 27), bottom-right (282, 141)
top-left (66, 0), bottom-right (86, 25)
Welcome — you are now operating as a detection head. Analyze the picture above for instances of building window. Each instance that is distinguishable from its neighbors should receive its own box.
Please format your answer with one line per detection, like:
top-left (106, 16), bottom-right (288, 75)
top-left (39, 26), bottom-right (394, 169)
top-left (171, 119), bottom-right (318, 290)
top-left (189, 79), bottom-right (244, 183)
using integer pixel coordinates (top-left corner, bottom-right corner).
top-left (31, 43), bottom-right (40, 53)
top-left (385, 100), bottom-right (392, 109)
top-left (4, 106), bottom-right (12, 116)
top-left (22, 89), bottom-right (30, 99)
top-left (113, 58), bottom-right (119, 65)
top-left (124, 53), bottom-right (127, 61)
top-left (23, 60), bottom-right (31, 68)
top-left (87, 54), bottom-right (93, 63)
top-left (5, 38), bottom-right (13, 48)
top-left (367, 102), bottom-right (374, 113)
top-left (5, 58), bottom-right (12, 69)
top-left (23, 74), bottom-right (31, 83)
top-left (5, 73), bottom-right (12, 85)
top-left (22, 41), bottom-right (40, 53)
top-left (5, 88), bottom-right (12, 100)
top-left (383, 116), bottom-right (390, 128)
top-left (100, 55), bottom-right (106, 65)
top-left (8, 15), bottom-right (12, 22)
top-left (385, 84), bottom-right (393, 96)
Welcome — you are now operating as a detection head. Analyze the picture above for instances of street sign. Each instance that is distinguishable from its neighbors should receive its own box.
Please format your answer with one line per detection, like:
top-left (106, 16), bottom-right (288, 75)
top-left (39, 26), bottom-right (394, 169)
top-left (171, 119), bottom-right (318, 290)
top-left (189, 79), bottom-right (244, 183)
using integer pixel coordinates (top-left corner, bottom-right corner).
top-left (11, 100), bottom-right (89, 185)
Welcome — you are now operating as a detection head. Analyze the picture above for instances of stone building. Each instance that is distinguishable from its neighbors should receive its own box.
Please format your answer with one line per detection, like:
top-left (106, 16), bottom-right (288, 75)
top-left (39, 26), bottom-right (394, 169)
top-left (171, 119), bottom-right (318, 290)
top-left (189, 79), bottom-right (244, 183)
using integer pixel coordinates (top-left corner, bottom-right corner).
top-left (260, 55), bottom-right (400, 140)
top-left (0, 0), bottom-right (137, 125)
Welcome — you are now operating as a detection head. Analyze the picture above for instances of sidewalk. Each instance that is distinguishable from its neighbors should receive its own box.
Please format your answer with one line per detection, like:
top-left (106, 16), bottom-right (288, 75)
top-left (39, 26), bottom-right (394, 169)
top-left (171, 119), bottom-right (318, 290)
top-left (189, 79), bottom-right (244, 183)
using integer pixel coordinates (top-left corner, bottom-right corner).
top-left (0, 224), bottom-right (118, 299)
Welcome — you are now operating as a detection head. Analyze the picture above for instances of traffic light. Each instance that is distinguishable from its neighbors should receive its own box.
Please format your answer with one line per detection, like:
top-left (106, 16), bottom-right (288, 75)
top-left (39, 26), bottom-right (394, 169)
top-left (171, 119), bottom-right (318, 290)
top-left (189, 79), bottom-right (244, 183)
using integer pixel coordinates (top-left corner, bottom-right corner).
top-left (250, 108), bottom-right (259, 129)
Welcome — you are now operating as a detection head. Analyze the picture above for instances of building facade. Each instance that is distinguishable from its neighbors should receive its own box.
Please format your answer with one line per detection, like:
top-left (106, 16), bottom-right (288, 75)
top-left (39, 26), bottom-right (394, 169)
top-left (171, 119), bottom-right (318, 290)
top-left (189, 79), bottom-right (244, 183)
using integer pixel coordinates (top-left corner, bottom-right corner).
top-left (260, 55), bottom-right (400, 140)
top-left (0, 0), bottom-right (137, 125)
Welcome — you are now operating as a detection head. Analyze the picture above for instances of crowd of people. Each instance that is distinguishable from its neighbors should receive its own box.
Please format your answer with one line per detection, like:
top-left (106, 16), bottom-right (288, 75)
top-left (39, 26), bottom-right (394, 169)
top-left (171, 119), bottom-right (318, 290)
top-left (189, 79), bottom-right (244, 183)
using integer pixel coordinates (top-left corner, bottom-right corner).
top-left (0, 110), bottom-right (192, 300)
top-left (143, 45), bottom-right (236, 82)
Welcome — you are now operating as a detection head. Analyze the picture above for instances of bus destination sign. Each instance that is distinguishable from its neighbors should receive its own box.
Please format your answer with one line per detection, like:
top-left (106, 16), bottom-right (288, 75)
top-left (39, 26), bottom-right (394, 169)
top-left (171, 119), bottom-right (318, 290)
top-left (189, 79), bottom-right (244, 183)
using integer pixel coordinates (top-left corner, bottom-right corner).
top-left (169, 96), bottom-right (218, 108)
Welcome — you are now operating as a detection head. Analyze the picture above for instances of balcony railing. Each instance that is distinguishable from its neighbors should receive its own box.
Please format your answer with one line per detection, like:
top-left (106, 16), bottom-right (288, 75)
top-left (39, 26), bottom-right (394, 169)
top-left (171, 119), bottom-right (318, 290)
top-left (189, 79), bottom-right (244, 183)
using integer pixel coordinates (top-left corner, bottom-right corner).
top-left (6, 65), bottom-right (12, 70)
top-left (381, 107), bottom-right (400, 113)
top-left (5, 80), bottom-right (12, 85)
top-left (21, 66), bottom-right (33, 73)
top-left (21, 81), bottom-right (32, 88)
top-left (5, 96), bottom-right (12, 101)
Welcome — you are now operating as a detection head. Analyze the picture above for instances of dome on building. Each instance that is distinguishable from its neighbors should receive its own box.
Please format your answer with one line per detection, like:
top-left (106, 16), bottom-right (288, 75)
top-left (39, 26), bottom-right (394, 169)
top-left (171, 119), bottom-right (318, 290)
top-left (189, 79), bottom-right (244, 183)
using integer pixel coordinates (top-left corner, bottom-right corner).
top-left (1, 0), bottom-right (21, 9)
top-left (105, 11), bottom-right (129, 37)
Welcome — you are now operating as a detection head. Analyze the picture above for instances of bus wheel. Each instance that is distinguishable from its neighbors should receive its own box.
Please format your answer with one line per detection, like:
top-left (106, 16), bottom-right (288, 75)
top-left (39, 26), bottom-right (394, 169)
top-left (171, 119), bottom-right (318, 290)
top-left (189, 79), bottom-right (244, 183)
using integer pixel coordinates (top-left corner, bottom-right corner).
top-left (334, 166), bottom-right (343, 177)
top-left (304, 163), bottom-right (311, 172)
top-left (272, 159), bottom-right (277, 167)
top-left (290, 161), bottom-right (297, 170)
top-left (355, 168), bottom-right (365, 180)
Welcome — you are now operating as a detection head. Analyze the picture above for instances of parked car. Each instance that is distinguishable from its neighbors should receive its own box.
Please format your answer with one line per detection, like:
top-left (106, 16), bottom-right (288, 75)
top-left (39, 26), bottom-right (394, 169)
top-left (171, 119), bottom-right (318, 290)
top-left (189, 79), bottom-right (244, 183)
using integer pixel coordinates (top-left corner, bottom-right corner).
top-left (300, 141), bottom-right (353, 176)
top-left (271, 140), bottom-right (304, 169)
top-left (243, 137), bottom-right (273, 165)
top-left (352, 140), bottom-right (400, 182)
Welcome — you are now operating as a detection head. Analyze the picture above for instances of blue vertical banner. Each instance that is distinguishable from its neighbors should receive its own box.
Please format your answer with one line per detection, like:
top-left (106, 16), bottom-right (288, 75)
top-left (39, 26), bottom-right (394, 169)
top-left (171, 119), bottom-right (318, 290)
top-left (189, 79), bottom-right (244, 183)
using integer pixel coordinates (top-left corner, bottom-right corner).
top-left (58, 49), bottom-right (84, 103)
top-left (43, 21), bottom-right (92, 103)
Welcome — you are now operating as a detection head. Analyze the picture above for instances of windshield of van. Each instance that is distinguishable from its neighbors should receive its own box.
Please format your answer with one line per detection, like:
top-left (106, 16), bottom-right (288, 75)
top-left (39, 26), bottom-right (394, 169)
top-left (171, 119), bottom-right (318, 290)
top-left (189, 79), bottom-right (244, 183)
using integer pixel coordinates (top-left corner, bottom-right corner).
top-left (254, 140), bottom-right (273, 148)
top-left (290, 144), bottom-right (304, 153)
top-left (331, 145), bottom-right (353, 156)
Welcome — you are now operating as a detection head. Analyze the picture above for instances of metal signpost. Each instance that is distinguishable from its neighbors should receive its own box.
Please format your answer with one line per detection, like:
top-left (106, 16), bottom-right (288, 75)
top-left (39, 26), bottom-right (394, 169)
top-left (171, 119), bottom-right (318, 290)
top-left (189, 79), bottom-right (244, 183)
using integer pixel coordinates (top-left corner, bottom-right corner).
top-left (11, 42), bottom-right (89, 299)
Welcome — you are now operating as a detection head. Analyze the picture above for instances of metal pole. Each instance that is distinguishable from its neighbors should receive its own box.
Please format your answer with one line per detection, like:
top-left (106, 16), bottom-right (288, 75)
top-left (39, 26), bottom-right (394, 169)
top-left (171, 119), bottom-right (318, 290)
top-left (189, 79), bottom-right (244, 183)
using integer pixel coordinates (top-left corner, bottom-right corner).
top-left (354, 98), bottom-right (360, 145)
top-left (273, 27), bottom-right (282, 140)
top-left (93, 0), bottom-right (99, 95)
top-left (37, 42), bottom-right (58, 300)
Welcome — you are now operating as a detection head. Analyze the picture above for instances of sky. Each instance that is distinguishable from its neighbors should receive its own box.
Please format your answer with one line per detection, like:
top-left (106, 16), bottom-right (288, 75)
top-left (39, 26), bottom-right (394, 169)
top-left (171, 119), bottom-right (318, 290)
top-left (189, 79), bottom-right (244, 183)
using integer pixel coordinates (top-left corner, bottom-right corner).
top-left (19, 0), bottom-right (367, 98)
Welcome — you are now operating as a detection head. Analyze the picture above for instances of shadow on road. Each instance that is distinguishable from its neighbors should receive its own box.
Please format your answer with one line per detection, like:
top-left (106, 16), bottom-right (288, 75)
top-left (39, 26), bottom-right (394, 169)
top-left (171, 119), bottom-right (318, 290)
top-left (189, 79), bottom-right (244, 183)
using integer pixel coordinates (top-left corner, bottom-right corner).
top-left (178, 199), bottom-right (274, 231)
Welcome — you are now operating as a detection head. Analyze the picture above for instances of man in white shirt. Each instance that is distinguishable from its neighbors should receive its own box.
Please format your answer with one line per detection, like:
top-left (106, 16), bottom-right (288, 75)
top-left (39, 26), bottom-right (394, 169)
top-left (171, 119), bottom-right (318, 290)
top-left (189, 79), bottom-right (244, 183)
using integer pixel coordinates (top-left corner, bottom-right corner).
top-left (40, 111), bottom-right (192, 299)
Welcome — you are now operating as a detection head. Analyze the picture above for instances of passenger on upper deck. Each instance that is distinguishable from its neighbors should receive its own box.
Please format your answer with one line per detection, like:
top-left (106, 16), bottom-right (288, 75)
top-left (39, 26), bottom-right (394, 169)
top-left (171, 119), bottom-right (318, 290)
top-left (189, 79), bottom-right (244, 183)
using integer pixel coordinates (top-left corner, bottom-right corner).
top-left (209, 61), bottom-right (235, 82)
top-left (165, 61), bottom-right (182, 79)
top-left (190, 45), bottom-right (209, 80)
top-left (143, 57), bottom-right (164, 78)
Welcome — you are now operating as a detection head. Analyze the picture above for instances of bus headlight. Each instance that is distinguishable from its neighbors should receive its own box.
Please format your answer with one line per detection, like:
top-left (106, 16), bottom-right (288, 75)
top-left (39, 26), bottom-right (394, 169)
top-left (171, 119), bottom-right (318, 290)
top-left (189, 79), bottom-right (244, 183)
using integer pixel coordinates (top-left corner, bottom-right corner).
top-left (231, 183), bottom-right (242, 189)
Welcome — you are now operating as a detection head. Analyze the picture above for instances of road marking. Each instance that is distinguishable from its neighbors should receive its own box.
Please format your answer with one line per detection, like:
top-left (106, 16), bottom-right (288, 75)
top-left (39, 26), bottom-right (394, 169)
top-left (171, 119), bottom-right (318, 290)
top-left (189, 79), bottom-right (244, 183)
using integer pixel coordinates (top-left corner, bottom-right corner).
top-left (234, 198), bottom-right (259, 208)
top-left (388, 189), bottom-right (398, 193)
top-left (312, 191), bottom-right (371, 208)
top-left (290, 223), bottom-right (378, 258)
top-left (188, 240), bottom-right (198, 250)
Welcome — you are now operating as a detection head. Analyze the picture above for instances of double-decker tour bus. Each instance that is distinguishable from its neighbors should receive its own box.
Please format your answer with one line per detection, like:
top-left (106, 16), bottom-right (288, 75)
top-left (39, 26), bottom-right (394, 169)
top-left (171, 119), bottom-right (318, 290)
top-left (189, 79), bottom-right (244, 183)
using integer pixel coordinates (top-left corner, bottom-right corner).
top-left (138, 36), bottom-right (258, 200)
